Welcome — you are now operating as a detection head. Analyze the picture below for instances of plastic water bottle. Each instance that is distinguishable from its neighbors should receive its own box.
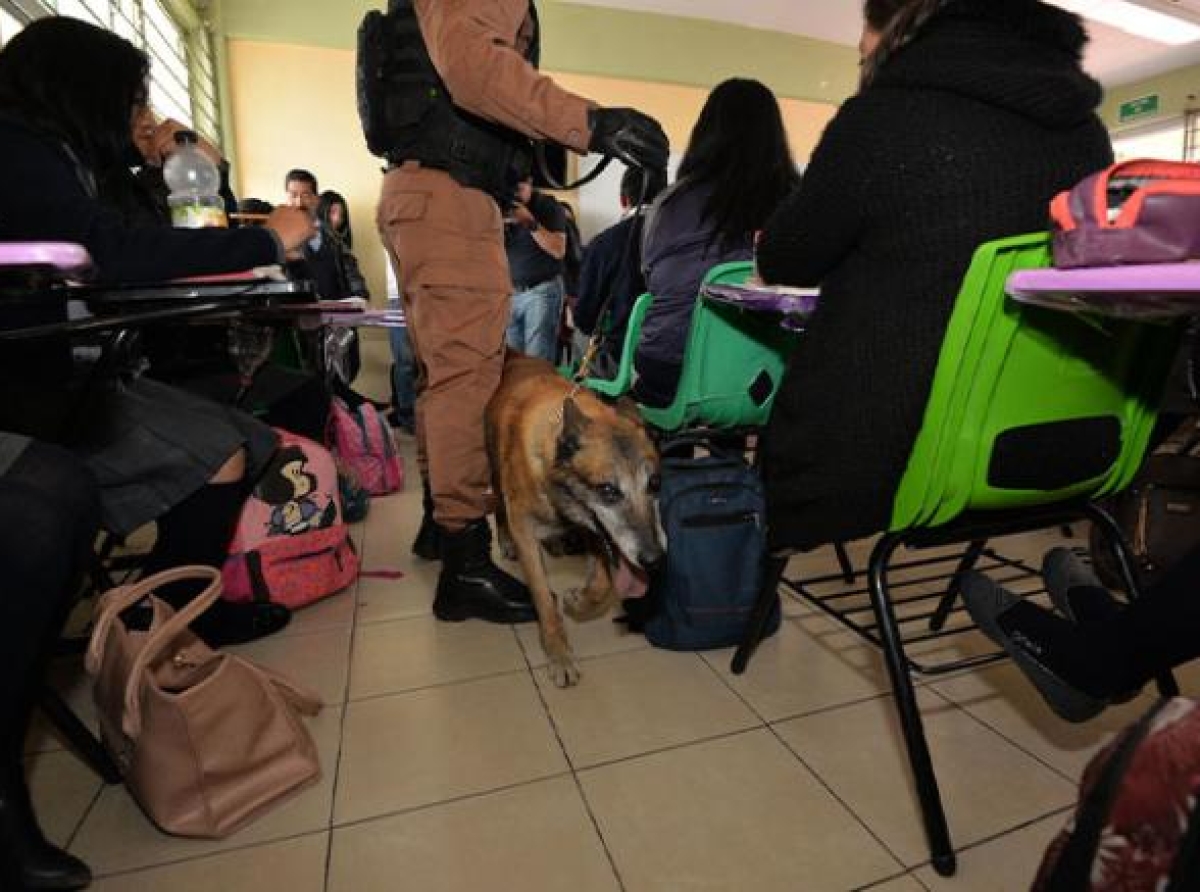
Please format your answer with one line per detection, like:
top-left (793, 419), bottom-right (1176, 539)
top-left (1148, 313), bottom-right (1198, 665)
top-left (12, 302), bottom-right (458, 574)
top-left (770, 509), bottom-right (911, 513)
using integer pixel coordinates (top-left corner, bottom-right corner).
top-left (163, 130), bottom-right (227, 228)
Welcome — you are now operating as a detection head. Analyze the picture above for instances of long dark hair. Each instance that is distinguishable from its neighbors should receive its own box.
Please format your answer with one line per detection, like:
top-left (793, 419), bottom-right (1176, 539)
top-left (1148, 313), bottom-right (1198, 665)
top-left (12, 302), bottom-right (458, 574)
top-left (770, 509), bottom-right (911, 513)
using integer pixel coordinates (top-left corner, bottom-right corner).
top-left (860, 0), bottom-right (946, 87)
top-left (675, 78), bottom-right (799, 252)
top-left (0, 17), bottom-right (149, 176)
top-left (317, 190), bottom-right (353, 249)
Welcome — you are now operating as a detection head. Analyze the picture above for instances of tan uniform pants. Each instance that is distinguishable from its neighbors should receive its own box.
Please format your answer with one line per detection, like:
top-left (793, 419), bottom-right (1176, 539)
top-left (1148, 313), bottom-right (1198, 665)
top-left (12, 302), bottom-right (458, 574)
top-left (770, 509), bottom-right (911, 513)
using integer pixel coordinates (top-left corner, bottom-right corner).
top-left (377, 163), bottom-right (510, 531)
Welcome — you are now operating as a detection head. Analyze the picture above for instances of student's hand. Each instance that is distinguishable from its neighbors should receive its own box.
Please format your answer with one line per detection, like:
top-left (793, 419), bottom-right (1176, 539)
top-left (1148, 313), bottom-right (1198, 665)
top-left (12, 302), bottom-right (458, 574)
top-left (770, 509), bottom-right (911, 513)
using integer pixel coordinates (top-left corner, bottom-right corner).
top-left (265, 206), bottom-right (316, 257)
top-left (511, 203), bottom-right (537, 229)
top-left (145, 118), bottom-right (223, 167)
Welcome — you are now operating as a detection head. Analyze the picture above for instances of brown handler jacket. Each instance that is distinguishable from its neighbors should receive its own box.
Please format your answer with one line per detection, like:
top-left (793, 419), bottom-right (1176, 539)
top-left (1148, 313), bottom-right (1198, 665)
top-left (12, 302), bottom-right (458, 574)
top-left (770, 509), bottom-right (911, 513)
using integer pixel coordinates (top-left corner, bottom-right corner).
top-left (414, 0), bottom-right (593, 155)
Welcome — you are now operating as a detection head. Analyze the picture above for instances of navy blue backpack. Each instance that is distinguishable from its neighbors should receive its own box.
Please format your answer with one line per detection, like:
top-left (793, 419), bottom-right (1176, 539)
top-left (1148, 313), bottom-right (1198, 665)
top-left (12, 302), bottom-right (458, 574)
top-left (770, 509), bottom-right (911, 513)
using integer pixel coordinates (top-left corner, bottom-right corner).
top-left (626, 438), bottom-right (780, 651)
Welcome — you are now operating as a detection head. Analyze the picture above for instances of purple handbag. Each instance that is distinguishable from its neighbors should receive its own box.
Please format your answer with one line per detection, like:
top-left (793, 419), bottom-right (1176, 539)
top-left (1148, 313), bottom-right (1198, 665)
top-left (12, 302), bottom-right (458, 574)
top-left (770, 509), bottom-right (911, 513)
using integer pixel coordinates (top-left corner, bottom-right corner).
top-left (1050, 159), bottom-right (1200, 268)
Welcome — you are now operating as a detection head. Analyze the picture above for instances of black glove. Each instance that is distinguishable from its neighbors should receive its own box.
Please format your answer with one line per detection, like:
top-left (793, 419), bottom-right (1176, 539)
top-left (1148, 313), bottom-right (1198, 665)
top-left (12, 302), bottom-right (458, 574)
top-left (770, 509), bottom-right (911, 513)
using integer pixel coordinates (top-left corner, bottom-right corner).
top-left (587, 107), bottom-right (669, 173)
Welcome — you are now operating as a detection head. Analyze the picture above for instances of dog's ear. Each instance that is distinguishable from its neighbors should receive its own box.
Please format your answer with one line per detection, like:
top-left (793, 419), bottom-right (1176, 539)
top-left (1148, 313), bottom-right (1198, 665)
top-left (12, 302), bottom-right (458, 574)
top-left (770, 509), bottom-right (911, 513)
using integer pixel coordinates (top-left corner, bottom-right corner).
top-left (556, 398), bottom-right (589, 465)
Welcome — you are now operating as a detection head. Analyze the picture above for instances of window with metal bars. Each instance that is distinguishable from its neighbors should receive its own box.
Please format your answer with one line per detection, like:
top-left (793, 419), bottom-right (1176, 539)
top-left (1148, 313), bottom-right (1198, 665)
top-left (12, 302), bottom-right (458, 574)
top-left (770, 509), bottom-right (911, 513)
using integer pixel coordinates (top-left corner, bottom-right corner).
top-left (0, 0), bottom-right (221, 145)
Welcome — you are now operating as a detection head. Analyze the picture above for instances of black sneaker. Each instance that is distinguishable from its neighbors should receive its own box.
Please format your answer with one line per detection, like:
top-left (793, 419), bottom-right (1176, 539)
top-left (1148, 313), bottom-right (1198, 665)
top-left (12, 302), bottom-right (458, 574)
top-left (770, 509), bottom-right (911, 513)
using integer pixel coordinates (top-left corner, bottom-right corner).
top-left (961, 572), bottom-right (1108, 723)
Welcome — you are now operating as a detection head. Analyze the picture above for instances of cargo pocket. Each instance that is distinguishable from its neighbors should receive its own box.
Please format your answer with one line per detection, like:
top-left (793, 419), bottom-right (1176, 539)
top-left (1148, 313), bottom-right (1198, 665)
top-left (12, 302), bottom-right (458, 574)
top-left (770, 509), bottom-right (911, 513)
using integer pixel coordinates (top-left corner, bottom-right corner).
top-left (379, 191), bottom-right (429, 229)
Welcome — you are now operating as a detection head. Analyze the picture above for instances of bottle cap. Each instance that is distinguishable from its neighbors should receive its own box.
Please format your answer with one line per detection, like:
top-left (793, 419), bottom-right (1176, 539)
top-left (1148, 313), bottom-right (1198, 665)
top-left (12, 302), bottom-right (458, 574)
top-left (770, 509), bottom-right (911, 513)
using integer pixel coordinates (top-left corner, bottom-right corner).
top-left (173, 130), bottom-right (199, 145)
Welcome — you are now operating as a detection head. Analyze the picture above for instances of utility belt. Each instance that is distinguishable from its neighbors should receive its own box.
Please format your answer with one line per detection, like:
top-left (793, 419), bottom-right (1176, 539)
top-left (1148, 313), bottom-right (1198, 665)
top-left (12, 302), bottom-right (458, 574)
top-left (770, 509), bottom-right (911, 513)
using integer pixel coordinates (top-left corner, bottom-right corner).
top-left (385, 140), bottom-right (528, 205)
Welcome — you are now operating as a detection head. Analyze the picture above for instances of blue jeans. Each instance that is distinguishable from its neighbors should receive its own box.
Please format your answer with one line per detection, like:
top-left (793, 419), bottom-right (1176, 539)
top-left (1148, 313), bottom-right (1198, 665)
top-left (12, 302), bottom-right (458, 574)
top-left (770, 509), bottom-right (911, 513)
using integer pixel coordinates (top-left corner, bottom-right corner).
top-left (388, 322), bottom-right (416, 427)
top-left (506, 277), bottom-right (563, 362)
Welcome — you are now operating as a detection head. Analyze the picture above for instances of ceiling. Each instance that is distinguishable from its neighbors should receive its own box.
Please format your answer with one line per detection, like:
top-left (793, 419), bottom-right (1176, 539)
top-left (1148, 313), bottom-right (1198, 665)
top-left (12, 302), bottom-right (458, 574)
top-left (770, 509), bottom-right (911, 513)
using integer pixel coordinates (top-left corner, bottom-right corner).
top-left (559, 0), bottom-right (1200, 86)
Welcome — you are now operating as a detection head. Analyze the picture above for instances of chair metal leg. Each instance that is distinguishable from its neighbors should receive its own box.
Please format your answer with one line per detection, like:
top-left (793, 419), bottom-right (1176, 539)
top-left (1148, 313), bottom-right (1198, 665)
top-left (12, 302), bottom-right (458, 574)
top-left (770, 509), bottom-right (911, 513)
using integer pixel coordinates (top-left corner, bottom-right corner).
top-left (1085, 504), bottom-right (1180, 698)
top-left (730, 554), bottom-right (788, 675)
top-left (928, 539), bottom-right (987, 633)
top-left (39, 689), bottom-right (121, 785)
top-left (833, 542), bottom-right (856, 584)
top-left (868, 533), bottom-right (957, 876)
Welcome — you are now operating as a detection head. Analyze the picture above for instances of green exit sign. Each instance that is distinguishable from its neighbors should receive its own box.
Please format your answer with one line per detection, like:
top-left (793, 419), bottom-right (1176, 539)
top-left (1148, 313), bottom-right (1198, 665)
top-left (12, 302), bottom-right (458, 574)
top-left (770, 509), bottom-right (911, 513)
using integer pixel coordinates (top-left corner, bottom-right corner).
top-left (1119, 94), bottom-right (1160, 123)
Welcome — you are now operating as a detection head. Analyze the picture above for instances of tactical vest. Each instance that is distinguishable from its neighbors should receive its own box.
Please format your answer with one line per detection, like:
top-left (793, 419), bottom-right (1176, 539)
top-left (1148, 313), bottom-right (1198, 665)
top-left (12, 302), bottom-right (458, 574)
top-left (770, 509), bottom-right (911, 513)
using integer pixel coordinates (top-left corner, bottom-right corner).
top-left (356, 0), bottom-right (538, 202)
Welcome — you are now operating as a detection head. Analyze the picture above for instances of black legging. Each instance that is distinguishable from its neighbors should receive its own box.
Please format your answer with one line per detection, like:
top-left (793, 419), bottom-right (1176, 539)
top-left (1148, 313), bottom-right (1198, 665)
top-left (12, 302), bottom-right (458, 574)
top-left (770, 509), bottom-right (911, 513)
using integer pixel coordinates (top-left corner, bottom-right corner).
top-left (1089, 544), bottom-right (1200, 694)
top-left (0, 441), bottom-right (100, 763)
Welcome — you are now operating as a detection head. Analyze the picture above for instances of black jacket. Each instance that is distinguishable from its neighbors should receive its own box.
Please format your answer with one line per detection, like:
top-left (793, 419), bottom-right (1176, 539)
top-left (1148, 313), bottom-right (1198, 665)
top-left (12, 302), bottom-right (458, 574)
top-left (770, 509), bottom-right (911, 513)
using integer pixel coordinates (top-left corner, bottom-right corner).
top-left (575, 212), bottom-right (646, 359)
top-left (757, 0), bottom-right (1113, 550)
top-left (0, 114), bottom-right (281, 382)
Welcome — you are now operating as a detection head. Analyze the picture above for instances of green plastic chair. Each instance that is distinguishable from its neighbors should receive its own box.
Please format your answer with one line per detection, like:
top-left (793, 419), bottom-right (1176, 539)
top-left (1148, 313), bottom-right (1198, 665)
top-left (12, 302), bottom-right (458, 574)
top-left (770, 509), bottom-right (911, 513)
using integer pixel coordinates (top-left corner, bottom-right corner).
top-left (581, 261), bottom-right (802, 431)
top-left (894, 232), bottom-right (1178, 530)
top-left (733, 231), bottom-right (1185, 876)
top-left (573, 291), bottom-right (654, 399)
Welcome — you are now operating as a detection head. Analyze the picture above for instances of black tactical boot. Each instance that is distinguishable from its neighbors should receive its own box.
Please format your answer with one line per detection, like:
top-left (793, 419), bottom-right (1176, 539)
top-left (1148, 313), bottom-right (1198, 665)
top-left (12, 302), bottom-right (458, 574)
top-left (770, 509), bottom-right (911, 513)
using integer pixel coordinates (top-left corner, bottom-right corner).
top-left (433, 519), bottom-right (536, 623)
top-left (412, 479), bottom-right (443, 561)
top-left (0, 766), bottom-right (92, 891)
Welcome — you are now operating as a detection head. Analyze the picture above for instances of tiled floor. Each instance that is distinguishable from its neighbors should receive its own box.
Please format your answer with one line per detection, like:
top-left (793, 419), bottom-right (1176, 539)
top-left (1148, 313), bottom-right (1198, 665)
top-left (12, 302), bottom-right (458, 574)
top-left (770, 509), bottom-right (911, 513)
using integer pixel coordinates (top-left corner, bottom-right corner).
top-left (25, 434), bottom-right (1194, 891)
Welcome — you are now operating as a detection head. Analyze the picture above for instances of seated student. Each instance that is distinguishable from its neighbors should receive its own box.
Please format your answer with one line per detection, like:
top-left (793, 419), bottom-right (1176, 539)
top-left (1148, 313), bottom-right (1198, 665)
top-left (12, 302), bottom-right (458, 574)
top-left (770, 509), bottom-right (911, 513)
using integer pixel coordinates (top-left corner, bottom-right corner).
top-left (0, 435), bottom-right (97, 892)
top-left (632, 78), bottom-right (799, 408)
top-left (757, 0), bottom-right (1112, 552)
top-left (963, 547), bottom-right (1200, 722)
top-left (0, 17), bottom-right (314, 646)
top-left (285, 171), bottom-right (360, 301)
top-left (317, 190), bottom-right (371, 300)
top-left (574, 165), bottom-right (667, 371)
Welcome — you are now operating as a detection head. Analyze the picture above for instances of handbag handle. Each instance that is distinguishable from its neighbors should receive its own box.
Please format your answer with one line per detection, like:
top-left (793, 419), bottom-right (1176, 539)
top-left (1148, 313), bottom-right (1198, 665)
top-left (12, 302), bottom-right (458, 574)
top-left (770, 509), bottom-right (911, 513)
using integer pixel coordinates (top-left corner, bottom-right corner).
top-left (85, 566), bottom-right (223, 676)
top-left (86, 566), bottom-right (224, 740)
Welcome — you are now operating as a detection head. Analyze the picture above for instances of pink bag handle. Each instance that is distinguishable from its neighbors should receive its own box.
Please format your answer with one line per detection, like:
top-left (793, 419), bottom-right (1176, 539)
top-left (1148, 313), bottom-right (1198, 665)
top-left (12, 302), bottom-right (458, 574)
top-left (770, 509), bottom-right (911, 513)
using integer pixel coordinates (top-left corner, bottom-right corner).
top-left (85, 566), bottom-right (222, 676)
top-left (87, 565), bottom-right (322, 739)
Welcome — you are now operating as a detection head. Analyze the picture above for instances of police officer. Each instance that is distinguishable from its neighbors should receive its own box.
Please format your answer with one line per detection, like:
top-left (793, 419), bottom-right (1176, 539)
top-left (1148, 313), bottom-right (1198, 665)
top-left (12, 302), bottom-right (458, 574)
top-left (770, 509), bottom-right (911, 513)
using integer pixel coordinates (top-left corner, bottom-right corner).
top-left (374, 0), bottom-right (668, 623)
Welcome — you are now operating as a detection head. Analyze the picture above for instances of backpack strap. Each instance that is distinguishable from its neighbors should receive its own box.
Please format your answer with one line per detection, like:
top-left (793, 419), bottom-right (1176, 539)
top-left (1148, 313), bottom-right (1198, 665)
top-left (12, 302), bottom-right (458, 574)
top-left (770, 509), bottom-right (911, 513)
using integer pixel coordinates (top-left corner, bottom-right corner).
top-left (1050, 698), bottom-right (1173, 891)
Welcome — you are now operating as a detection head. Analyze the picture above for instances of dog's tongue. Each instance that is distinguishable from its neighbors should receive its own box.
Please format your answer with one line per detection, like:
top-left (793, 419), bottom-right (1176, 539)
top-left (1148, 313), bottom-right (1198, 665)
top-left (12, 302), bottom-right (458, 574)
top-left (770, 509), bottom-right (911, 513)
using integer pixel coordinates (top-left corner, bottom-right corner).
top-left (614, 554), bottom-right (649, 599)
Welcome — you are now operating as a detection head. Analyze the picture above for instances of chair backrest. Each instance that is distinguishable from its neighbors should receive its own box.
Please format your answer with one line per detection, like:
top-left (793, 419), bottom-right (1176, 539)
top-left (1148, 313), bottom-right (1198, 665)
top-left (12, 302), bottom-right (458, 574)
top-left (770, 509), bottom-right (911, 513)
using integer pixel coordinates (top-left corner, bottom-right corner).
top-left (579, 291), bottom-right (654, 398)
top-left (641, 261), bottom-right (803, 432)
top-left (892, 232), bottom-right (1183, 531)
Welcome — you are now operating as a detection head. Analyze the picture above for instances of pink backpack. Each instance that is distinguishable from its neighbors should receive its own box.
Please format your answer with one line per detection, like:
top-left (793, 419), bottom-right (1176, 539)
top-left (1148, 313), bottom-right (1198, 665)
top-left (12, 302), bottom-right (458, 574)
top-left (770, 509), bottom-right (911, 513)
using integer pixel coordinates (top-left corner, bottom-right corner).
top-left (328, 398), bottom-right (404, 496)
top-left (223, 430), bottom-right (359, 608)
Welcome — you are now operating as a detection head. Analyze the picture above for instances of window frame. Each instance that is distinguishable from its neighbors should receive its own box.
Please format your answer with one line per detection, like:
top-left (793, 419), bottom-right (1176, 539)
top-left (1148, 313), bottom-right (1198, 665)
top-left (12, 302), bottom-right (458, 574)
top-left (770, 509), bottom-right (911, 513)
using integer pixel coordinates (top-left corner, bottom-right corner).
top-left (0, 0), bottom-right (222, 145)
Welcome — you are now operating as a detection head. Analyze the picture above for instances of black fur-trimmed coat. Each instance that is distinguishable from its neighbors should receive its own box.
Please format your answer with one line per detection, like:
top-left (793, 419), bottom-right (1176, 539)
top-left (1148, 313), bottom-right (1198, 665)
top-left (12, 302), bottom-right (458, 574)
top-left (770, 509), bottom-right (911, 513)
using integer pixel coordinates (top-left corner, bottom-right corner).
top-left (757, 0), bottom-right (1113, 550)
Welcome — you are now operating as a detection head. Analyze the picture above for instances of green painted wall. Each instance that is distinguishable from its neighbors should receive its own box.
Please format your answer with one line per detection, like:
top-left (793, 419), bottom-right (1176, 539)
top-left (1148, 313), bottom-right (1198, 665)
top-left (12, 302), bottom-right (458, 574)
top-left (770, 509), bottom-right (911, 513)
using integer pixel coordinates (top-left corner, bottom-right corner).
top-left (1102, 64), bottom-right (1200, 129)
top-left (218, 0), bottom-right (859, 104)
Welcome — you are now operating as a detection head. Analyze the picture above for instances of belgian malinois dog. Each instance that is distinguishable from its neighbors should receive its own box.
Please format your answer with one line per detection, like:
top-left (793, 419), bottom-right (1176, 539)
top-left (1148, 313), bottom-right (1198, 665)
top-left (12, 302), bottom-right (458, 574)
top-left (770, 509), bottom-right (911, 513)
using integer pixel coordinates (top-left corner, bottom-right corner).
top-left (485, 353), bottom-right (666, 687)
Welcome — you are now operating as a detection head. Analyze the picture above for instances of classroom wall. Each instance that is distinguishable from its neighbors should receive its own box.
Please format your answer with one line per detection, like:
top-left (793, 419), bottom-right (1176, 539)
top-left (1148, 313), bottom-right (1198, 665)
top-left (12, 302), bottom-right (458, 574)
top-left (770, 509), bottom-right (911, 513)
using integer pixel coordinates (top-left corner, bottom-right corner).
top-left (216, 0), bottom-right (860, 106)
top-left (1101, 62), bottom-right (1200, 132)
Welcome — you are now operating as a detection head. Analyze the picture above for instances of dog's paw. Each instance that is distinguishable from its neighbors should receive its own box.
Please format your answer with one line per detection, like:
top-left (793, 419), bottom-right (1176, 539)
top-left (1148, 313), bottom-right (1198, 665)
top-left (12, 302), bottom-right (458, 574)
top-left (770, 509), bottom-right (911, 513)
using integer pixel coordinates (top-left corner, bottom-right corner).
top-left (546, 651), bottom-right (582, 688)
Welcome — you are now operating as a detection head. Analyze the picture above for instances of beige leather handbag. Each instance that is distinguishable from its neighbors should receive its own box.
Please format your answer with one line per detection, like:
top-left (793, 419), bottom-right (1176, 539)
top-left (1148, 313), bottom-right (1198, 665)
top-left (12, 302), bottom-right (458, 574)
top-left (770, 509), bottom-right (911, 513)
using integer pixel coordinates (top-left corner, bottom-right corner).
top-left (85, 566), bottom-right (322, 839)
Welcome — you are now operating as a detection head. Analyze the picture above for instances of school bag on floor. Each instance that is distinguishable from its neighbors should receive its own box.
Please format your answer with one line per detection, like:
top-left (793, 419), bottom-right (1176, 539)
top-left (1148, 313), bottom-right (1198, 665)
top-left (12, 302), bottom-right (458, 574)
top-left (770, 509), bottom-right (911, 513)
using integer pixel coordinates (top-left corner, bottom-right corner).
top-left (1033, 697), bottom-right (1200, 891)
top-left (223, 430), bottom-right (359, 609)
top-left (328, 395), bottom-right (404, 496)
top-left (623, 437), bottom-right (780, 651)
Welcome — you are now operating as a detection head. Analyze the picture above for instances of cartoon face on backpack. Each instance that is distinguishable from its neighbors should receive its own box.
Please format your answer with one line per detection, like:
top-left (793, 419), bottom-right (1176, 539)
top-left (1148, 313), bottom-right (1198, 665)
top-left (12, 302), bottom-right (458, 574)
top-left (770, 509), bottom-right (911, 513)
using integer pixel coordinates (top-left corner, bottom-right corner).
top-left (256, 446), bottom-right (338, 536)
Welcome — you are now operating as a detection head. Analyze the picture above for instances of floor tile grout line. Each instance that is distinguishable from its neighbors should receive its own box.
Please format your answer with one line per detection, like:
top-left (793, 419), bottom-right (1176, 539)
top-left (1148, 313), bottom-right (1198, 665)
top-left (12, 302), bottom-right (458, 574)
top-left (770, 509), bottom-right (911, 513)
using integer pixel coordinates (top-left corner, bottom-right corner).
top-left (695, 655), bottom-right (911, 878)
top-left (341, 641), bottom-right (650, 706)
top-left (919, 682), bottom-right (1093, 786)
top-left (83, 828), bottom-right (330, 882)
top-left (64, 778), bottom-right (107, 853)
top-left (323, 516), bottom-right (374, 892)
top-left (515, 627), bottom-right (629, 892)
